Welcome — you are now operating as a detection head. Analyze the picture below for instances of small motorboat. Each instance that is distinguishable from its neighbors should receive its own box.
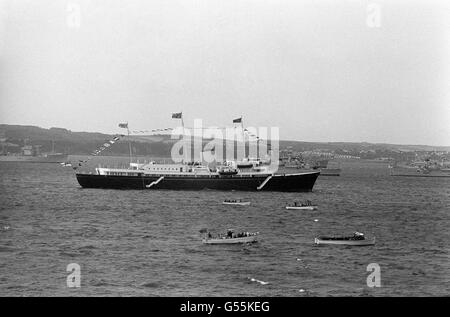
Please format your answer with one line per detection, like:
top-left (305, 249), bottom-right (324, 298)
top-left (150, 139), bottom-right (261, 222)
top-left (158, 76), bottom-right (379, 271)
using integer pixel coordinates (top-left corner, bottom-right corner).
top-left (286, 205), bottom-right (317, 210)
top-left (202, 229), bottom-right (258, 244)
top-left (203, 235), bottom-right (258, 244)
top-left (286, 200), bottom-right (317, 210)
top-left (314, 232), bottom-right (375, 246)
top-left (223, 199), bottom-right (251, 206)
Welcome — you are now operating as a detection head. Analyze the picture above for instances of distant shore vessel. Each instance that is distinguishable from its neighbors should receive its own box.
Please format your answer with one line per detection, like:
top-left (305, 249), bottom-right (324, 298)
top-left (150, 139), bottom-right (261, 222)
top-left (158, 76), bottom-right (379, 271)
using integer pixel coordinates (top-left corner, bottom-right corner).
top-left (76, 161), bottom-right (320, 192)
top-left (390, 160), bottom-right (450, 177)
top-left (318, 167), bottom-right (341, 176)
top-left (0, 143), bottom-right (68, 163)
top-left (281, 158), bottom-right (341, 176)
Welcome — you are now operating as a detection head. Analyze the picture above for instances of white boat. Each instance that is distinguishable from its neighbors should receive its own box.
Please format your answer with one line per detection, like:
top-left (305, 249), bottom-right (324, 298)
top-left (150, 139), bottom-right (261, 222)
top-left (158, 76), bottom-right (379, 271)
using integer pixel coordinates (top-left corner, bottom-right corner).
top-left (314, 232), bottom-right (375, 246)
top-left (202, 235), bottom-right (258, 244)
top-left (286, 205), bottom-right (317, 210)
top-left (286, 200), bottom-right (317, 210)
top-left (314, 238), bottom-right (375, 246)
top-left (223, 200), bottom-right (251, 206)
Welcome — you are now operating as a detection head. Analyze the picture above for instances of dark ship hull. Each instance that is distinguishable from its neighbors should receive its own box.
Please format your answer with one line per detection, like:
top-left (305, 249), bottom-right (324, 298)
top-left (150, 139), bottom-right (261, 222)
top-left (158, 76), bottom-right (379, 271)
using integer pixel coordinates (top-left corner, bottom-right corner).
top-left (76, 171), bottom-right (320, 192)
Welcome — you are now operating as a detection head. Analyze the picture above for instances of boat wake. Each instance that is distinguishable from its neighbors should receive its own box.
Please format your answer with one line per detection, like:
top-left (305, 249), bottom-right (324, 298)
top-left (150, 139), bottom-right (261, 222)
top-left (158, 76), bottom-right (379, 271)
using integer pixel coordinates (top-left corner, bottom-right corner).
top-left (248, 277), bottom-right (269, 285)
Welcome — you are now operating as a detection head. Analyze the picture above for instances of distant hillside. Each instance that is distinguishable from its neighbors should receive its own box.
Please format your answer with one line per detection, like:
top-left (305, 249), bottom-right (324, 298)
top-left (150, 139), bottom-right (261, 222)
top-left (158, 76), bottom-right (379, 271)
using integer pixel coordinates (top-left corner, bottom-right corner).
top-left (279, 140), bottom-right (450, 153)
top-left (0, 124), bottom-right (177, 157)
top-left (0, 124), bottom-right (449, 159)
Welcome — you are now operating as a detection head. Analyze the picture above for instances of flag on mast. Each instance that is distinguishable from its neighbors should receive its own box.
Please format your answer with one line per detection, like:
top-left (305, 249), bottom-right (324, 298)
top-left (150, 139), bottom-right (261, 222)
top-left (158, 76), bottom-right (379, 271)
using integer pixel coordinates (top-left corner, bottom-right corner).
top-left (118, 123), bottom-right (128, 128)
top-left (172, 112), bottom-right (182, 119)
top-left (233, 117), bottom-right (242, 123)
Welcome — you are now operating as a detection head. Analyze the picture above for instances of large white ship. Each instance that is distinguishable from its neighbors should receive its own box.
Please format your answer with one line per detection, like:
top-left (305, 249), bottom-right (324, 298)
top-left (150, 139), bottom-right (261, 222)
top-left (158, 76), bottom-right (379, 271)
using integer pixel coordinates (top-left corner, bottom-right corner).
top-left (76, 161), bottom-right (320, 191)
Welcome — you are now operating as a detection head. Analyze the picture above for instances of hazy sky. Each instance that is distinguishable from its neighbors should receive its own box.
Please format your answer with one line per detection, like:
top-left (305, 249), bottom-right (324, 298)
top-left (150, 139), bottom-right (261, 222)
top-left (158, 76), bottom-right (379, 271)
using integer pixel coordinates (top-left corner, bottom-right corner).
top-left (0, 0), bottom-right (449, 145)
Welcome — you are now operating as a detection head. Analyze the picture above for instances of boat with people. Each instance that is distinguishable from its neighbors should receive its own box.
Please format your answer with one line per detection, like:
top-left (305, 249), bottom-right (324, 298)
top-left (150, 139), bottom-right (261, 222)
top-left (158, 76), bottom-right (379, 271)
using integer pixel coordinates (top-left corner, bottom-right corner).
top-left (286, 200), bottom-right (317, 210)
top-left (314, 232), bottom-right (375, 246)
top-left (201, 229), bottom-right (259, 244)
top-left (222, 199), bottom-right (251, 206)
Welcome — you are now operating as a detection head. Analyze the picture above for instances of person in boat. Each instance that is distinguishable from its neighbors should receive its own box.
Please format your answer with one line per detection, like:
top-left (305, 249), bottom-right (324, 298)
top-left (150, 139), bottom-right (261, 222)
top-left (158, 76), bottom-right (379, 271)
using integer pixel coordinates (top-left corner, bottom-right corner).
top-left (227, 230), bottom-right (233, 238)
top-left (207, 232), bottom-right (212, 239)
top-left (352, 232), bottom-right (365, 240)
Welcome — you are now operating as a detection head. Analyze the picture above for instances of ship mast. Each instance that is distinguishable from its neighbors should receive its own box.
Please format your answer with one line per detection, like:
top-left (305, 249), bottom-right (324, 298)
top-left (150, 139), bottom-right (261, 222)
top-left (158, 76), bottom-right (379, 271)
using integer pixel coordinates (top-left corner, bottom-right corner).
top-left (233, 116), bottom-right (245, 161)
top-left (118, 122), bottom-right (133, 164)
top-left (181, 113), bottom-right (186, 164)
top-left (127, 124), bottom-right (133, 164)
top-left (241, 115), bottom-right (246, 160)
top-left (171, 112), bottom-right (186, 163)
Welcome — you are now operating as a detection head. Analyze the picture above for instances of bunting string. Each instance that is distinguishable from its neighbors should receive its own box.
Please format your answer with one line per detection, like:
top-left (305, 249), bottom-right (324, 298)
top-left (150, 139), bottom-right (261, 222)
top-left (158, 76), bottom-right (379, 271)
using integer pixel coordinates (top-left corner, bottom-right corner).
top-left (130, 126), bottom-right (262, 142)
top-left (73, 124), bottom-right (263, 170)
top-left (244, 128), bottom-right (260, 141)
top-left (130, 128), bottom-right (174, 134)
top-left (73, 135), bottom-right (124, 169)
